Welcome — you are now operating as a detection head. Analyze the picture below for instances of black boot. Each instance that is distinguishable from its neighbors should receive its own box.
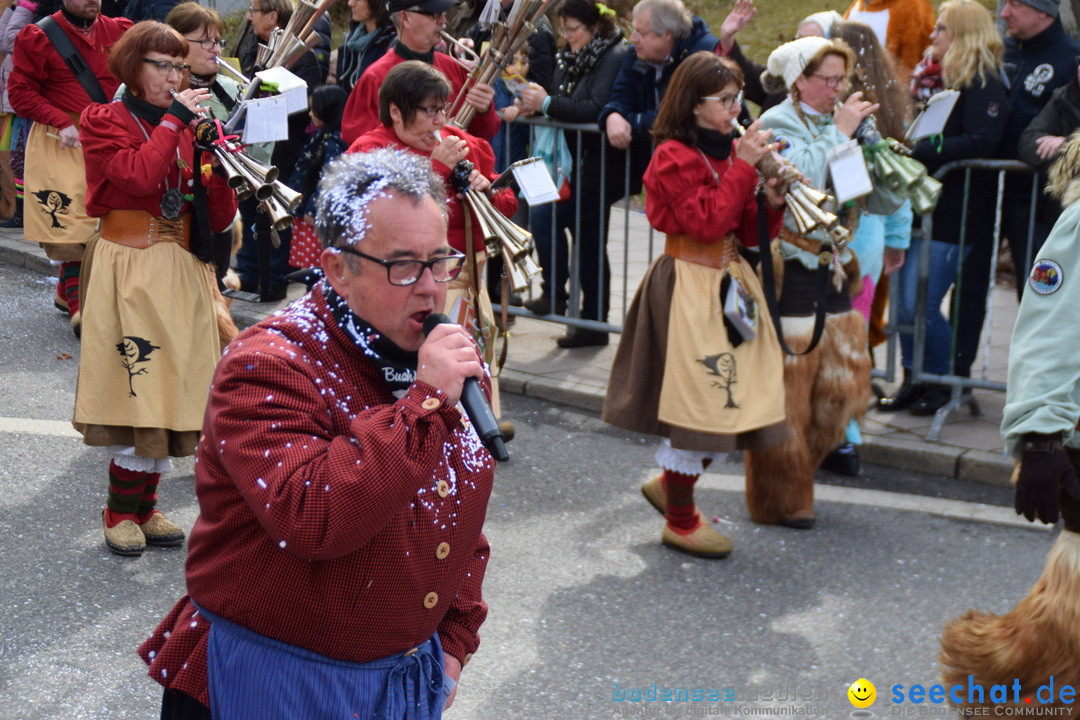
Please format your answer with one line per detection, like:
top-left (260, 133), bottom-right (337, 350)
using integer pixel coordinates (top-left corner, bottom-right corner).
top-left (0, 196), bottom-right (22, 229)
top-left (820, 442), bottom-right (860, 476)
top-left (877, 370), bottom-right (925, 412)
top-left (556, 327), bottom-right (608, 348)
top-left (909, 385), bottom-right (952, 416)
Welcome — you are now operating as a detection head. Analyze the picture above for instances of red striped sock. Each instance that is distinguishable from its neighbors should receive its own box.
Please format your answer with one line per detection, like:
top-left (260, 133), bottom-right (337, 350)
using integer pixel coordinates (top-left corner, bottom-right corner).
top-left (59, 261), bottom-right (80, 317)
top-left (105, 460), bottom-right (148, 525)
top-left (662, 469), bottom-right (700, 532)
top-left (137, 474), bottom-right (163, 523)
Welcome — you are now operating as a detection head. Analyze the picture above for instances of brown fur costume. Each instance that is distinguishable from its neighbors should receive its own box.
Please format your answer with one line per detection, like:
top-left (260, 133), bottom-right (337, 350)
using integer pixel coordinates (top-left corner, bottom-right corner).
top-left (938, 132), bottom-right (1080, 704)
top-left (843, 0), bottom-right (935, 80)
top-left (744, 310), bottom-right (870, 523)
top-left (744, 244), bottom-right (871, 525)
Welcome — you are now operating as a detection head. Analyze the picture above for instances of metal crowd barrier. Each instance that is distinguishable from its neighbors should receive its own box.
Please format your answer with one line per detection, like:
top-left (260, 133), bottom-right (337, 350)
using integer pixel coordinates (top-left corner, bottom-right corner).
top-left (489, 116), bottom-right (656, 334)
top-left (883, 159), bottom-right (1039, 441)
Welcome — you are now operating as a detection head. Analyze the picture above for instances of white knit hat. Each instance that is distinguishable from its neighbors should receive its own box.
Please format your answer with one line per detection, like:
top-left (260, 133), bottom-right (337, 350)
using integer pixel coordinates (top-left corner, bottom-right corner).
top-left (797, 10), bottom-right (843, 38)
top-left (766, 36), bottom-right (833, 92)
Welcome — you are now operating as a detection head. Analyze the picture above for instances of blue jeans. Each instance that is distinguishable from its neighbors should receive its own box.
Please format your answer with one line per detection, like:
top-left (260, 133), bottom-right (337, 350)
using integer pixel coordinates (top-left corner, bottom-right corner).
top-left (897, 237), bottom-right (970, 376)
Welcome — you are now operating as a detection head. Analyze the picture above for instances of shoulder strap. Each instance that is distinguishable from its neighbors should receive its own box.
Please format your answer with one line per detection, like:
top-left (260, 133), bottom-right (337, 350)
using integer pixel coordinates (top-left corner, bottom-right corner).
top-left (37, 16), bottom-right (107, 105)
top-left (211, 81), bottom-right (237, 113)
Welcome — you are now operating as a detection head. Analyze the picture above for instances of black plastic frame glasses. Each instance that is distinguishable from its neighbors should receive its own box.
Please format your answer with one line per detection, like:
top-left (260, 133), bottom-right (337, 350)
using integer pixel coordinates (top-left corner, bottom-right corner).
top-left (187, 37), bottom-right (226, 50)
top-left (143, 58), bottom-right (190, 74)
top-left (336, 246), bottom-right (466, 286)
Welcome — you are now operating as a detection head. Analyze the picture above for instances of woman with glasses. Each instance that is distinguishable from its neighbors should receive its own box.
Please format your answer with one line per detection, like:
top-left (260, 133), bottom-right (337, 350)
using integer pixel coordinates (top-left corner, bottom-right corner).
top-left (75, 22), bottom-right (238, 557)
top-left (514, 0), bottom-right (627, 348)
top-left (886, 0), bottom-right (1009, 416)
top-left (349, 60), bottom-right (516, 420)
top-left (739, 36), bottom-right (900, 530)
top-left (603, 52), bottom-right (788, 558)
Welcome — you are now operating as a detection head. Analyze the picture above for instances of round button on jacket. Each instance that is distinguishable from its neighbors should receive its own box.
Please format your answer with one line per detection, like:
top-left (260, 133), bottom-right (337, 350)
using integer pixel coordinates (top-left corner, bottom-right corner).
top-left (421, 397), bottom-right (441, 410)
top-left (423, 591), bottom-right (439, 609)
top-left (436, 542), bottom-right (450, 559)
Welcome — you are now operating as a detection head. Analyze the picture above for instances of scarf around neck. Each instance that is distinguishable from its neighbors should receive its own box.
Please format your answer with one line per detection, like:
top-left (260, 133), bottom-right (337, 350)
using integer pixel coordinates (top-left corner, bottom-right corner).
top-left (697, 128), bottom-right (734, 160)
top-left (556, 30), bottom-right (623, 97)
top-left (324, 282), bottom-right (420, 391)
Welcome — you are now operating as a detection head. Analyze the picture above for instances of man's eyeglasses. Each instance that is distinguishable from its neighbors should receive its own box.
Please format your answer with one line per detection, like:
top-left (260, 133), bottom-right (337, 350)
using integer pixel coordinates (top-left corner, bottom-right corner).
top-left (248, 5), bottom-right (268, 13)
top-left (629, 27), bottom-right (656, 41)
top-left (143, 58), bottom-right (190, 75)
top-left (187, 37), bottom-right (226, 50)
top-left (699, 91), bottom-right (744, 110)
top-left (810, 73), bottom-right (846, 88)
top-left (417, 102), bottom-right (450, 118)
top-left (335, 246), bottom-right (466, 286)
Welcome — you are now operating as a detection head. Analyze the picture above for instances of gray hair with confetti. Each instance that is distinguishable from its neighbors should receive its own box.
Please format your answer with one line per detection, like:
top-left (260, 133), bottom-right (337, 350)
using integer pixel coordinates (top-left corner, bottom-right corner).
top-left (314, 149), bottom-right (448, 266)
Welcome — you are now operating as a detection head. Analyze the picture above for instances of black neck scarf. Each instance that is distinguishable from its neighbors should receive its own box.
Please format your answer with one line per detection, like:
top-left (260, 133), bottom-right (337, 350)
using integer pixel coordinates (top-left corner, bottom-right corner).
top-left (394, 40), bottom-right (435, 65)
top-left (698, 128), bottom-right (734, 160)
top-left (324, 283), bottom-right (419, 391)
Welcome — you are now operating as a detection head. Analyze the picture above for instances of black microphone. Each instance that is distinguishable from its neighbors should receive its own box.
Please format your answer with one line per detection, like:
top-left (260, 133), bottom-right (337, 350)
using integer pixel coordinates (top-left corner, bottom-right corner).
top-left (422, 313), bottom-right (509, 462)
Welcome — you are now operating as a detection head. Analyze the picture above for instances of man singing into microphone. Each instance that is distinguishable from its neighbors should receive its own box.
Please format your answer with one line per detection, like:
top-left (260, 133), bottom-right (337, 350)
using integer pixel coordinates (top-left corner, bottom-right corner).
top-left (137, 149), bottom-right (496, 720)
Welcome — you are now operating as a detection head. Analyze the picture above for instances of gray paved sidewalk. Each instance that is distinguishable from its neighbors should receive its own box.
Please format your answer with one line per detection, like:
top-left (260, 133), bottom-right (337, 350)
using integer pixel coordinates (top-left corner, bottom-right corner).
top-left (0, 206), bottom-right (1017, 486)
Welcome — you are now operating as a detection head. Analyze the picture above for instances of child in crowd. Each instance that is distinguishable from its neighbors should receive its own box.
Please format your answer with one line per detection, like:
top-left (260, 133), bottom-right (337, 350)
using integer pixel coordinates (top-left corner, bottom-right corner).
top-left (287, 84), bottom-right (349, 273)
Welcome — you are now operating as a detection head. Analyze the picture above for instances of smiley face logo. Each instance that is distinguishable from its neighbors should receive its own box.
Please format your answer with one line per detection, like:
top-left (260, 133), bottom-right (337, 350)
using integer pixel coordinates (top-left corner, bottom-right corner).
top-left (848, 678), bottom-right (876, 708)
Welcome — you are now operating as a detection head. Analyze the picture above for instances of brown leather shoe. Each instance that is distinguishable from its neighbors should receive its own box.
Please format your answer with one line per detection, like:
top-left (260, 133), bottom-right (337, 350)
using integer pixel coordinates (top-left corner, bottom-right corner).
top-left (641, 474), bottom-right (666, 515)
top-left (139, 512), bottom-right (186, 547)
top-left (103, 511), bottom-right (145, 556)
top-left (661, 514), bottom-right (732, 558)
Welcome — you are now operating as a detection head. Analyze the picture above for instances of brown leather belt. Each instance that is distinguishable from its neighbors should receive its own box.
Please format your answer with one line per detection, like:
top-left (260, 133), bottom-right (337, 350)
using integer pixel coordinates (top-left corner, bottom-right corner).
top-left (780, 227), bottom-right (828, 257)
top-left (664, 233), bottom-right (738, 271)
top-left (99, 210), bottom-right (191, 251)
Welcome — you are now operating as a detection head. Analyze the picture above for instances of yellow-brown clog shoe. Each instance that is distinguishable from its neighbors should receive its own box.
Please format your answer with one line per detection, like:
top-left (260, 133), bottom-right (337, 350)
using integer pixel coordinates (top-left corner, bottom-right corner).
top-left (661, 515), bottom-right (732, 559)
top-left (103, 511), bottom-right (145, 557)
top-left (139, 512), bottom-right (186, 547)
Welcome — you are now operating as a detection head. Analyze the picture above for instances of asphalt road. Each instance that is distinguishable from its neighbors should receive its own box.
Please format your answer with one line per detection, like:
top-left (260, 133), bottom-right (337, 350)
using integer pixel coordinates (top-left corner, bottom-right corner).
top-left (0, 261), bottom-right (1060, 720)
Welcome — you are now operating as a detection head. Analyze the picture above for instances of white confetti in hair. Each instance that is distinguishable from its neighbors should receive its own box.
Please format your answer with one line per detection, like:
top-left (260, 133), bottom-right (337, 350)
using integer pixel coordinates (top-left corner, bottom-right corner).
top-left (314, 148), bottom-right (447, 251)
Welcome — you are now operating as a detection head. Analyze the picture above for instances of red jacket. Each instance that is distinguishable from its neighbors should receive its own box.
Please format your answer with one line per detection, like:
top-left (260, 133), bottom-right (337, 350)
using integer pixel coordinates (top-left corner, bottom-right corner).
top-left (138, 286), bottom-right (495, 705)
top-left (349, 123), bottom-right (517, 253)
top-left (79, 101), bottom-right (236, 231)
top-left (342, 46), bottom-right (500, 145)
top-left (644, 139), bottom-right (784, 247)
top-left (8, 11), bottom-right (131, 129)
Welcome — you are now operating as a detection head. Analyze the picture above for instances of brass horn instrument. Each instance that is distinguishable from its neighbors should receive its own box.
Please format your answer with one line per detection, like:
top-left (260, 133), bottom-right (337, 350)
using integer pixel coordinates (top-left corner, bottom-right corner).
top-left (257, 0), bottom-right (335, 71)
top-left (447, 0), bottom-right (559, 129)
top-left (193, 118), bottom-right (280, 204)
top-left (851, 107), bottom-right (942, 215)
top-left (733, 120), bottom-right (850, 250)
top-left (453, 159), bottom-right (540, 293)
top-left (440, 31), bottom-right (482, 72)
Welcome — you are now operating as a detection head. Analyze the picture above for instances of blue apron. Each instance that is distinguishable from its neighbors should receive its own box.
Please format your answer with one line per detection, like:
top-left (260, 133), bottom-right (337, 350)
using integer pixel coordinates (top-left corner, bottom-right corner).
top-left (195, 603), bottom-right (449, 720)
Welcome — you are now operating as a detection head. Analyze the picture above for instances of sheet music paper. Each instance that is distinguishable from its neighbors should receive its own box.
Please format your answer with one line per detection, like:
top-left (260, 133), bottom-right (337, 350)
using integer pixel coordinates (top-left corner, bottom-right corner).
top-left (511, 157), bottom-right (560, 205)
top-left (906, 89), bottom-right (960, 142)
top-left (253, 66), bottom-right (309, 115)
top-left (242, 95), bottom-right (289, 144)
top-left (826, 140), bottom-right (873, 203)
